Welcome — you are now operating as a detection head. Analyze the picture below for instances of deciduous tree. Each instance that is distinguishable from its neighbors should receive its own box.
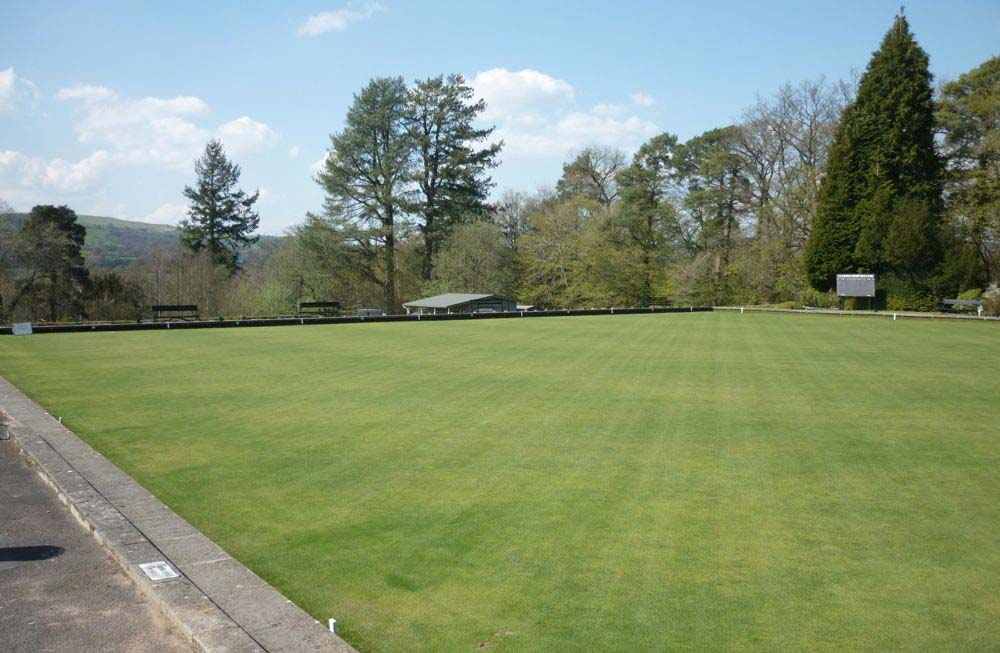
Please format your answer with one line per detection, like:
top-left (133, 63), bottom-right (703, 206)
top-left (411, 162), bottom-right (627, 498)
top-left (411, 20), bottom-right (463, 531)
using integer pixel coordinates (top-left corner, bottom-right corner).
top-left (675, 127), bottom-right (750, 303)
top-left (425, 221), bottom-right (515, 296)
top-left (557, 146), bottom-right (627, 206)
top-left (8, 205), bottom-right (89, 321)
top-left (613, 136), bottom-right (683, 304)
top-left (938, 55), bottom-right (1000, 284)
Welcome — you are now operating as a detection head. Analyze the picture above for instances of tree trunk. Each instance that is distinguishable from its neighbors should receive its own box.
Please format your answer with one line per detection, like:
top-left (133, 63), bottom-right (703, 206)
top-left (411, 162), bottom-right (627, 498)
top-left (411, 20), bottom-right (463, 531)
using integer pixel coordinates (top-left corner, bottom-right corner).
top-left (384, 220), bottom-right (398, 314)
top-left (48, 273), bottom-right (58, 322)
top-left (421, 219), bottom-right (434, 281)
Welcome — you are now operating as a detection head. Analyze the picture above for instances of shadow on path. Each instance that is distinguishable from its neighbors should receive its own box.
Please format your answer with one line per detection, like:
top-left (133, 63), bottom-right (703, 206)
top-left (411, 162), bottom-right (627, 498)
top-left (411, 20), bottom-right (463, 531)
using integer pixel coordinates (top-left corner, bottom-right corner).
top-left (0, 545), bottom-right (65, 562)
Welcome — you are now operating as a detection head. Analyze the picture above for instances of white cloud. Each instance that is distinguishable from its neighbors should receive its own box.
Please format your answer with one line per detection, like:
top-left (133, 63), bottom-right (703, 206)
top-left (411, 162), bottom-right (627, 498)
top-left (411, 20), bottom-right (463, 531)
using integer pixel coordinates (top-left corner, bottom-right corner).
top-left (631, 92), bottom-right (655, 107)
top-left (288, 145), bottom-right (301, 158)
top-left (471, 68), bottom-right (658, 162)
top-left (55, 84), bottom-right (118, 104)
top-left (556, 113), bottom-right (658, 146)
top-left (496, 113), bottom-right (659, 159)
top-left (593, 102), bottom-right (628, 117)
top-left (298, 1), bottom-right (385, 37)
top-left (0, 67), bottom-right (39, 112)
top-left (472, 68), bottom-right (574, 120)
top-left (0, 83), bottom-right (279, 210)
top-left (56, 84), bottom-right (276, 170)
top-left (58, 86), bottom-right (210, 168)
top-left (0, 149), bottom-right (111, 193)
top-left (143, 202), bottom-right (187, 225)
top-left (311, 152), bottom-right (331, 174)
top-left (217, 116), bottom-right (278, 156)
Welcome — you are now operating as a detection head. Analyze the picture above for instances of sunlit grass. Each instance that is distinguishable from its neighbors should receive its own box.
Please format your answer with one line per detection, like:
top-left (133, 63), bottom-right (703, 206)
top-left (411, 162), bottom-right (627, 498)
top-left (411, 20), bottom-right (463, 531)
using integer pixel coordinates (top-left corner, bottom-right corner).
top-left (0, 312), bottom-right (997, 651)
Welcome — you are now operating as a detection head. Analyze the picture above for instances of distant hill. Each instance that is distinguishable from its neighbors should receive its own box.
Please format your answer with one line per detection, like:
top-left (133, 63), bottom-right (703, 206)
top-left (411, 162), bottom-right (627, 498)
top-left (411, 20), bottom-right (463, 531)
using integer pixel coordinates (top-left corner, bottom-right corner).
top-left (77, 214), bottom-right (182, 268)
top-left (1, 213), bottom-right (281, 269)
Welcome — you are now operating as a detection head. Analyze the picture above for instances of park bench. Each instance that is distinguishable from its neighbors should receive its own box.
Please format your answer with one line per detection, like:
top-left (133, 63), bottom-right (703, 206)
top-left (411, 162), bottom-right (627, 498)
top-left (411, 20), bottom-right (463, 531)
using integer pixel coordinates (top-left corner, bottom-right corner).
top-left (646, 296), bottom-right (673, 308)
top-left (942, 298), bottom-right (983, 315)
top-left (151, 304), bottom-right (200, 321)
top-left (298, 301), bottom-right (341, 317)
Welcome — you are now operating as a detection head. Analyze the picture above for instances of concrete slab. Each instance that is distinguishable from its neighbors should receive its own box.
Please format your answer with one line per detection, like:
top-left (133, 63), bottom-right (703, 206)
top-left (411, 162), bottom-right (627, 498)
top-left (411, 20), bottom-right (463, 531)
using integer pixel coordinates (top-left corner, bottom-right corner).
top-left (158, 533), bottom-right (231, 567)
top-left (184, 557), bottom-right (270, 592)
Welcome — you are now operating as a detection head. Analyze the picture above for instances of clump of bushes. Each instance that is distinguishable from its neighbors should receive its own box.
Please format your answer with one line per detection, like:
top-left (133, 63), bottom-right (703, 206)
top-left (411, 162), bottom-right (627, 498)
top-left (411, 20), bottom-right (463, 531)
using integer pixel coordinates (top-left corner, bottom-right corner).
top-left (880, 276), bottom-right (938, 312)
top-left (774, 301), bottom-right (804, 310)
top-left (984, 284), bottom-right (1000, 317)
top-left (799, 288), bottom-right (836, 308)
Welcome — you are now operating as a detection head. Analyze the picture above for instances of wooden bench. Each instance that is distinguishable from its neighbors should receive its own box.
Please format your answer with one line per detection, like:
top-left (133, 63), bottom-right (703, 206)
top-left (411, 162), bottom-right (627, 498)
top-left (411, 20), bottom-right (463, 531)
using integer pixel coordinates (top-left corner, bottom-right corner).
top-left (151, 304), bottom-right (199, 321)
top-left (942, 298), bottom-right (983, 315)
top-left (298, 301), bottom-right (341, 317)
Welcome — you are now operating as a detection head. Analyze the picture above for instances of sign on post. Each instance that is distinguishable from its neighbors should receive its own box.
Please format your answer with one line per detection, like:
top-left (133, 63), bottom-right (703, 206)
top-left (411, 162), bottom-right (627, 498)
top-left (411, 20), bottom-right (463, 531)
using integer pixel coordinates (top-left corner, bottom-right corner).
top-left (836, 274), bottom-right (875, 298)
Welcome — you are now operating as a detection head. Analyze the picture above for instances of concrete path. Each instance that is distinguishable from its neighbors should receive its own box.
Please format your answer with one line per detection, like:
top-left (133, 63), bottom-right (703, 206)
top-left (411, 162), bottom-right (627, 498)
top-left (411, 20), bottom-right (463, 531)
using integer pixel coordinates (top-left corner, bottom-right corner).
top-left (0, 438), bottom-right (194, 653)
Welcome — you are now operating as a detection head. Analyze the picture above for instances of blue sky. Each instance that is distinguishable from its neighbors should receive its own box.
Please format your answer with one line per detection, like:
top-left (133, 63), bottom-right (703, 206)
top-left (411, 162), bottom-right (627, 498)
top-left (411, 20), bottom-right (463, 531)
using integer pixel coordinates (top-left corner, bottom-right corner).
top-left (1, 1), bottom-right (997, 234)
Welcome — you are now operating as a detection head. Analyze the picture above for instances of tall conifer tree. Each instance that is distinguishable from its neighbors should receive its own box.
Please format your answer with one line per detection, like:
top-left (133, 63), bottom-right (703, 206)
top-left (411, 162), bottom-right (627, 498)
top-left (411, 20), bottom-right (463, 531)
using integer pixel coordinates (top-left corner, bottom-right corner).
top-left (407, 74), bottom-right (501, 281)
top-left (181, 139), bottom-right (260, 272)
top-left (317, 77), bottom-right (412, 313)
top-left (805, 12), bottom-right (943, 291)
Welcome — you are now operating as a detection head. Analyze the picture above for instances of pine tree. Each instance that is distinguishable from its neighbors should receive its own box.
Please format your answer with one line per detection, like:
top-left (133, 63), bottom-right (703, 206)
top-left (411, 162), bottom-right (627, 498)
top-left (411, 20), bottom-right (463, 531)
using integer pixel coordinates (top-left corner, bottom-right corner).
top-left (180, 139), bottom-right (260, 272)
top-left (407, 74), bottom-right (501, 281)
top-left (317, 77), bottom-right (412, 313)
top-left (805, 12), bottom-right (943, 291)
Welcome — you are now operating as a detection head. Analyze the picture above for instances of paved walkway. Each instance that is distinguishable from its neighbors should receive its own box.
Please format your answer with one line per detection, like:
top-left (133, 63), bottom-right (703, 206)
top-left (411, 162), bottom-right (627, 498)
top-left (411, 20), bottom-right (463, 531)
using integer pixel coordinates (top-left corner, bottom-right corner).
top-left (0, 438), bottom-right (193, 653)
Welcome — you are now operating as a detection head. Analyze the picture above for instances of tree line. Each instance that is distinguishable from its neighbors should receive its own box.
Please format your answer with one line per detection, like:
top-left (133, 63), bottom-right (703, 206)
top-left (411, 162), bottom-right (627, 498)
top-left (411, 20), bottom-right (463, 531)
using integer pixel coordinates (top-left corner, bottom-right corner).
top-left (1, 14), bottom-right (997, 323)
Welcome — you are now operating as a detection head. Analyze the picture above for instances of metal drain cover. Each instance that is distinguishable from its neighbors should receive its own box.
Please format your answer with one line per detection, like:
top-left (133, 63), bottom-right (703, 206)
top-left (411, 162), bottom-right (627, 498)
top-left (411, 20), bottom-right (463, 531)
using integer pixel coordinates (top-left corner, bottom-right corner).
top-left (139, 561), bottom-right (179, 581)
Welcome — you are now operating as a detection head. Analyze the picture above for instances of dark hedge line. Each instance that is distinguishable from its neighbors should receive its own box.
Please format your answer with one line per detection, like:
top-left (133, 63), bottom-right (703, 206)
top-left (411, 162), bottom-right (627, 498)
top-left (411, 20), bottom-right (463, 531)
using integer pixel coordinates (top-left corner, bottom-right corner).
top-left (1, 306), bottom-right (713, 335)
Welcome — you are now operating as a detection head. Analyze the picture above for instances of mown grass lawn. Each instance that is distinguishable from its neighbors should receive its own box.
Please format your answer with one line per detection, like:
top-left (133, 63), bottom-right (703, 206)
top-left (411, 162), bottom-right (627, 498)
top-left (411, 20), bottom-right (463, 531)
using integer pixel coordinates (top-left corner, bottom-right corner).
top-left (0, 312), bottom-right (997, 651)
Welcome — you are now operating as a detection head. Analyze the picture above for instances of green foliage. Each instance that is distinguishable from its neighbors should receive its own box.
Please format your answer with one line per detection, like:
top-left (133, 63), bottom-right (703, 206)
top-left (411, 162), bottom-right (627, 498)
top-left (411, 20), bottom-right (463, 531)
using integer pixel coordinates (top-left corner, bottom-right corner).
top-left (318, 77), bottom-right (413, 313)
top-left (423, 221), bottom-right (515, 296)
top-left (517, 197), bottom-right (614, 308)
top-left (6, 205), bottom-right (89, 321)
top-left (885, 197), bottom-right (940, 276)
top-left (938, 55), bottom-right (1000, 284)
top-left (407, 74), bottom-right (501, 280)
top-left (557, 146), bottom-right (627, 206)
top-left (983, 284), bottom-right (1000, 316)
top-left (957, 288), bottom-right (983, 300)
top-left (806, 14), bottom-right (943, 291)
top-left (674, 126), bottom-right (750, 303)
top-left (930, 227), bottom-right (988, 297)
top-left (181, 139), bottom-right (260, 272)
top-left (880, 275), bottom-right (938, 312)
top-left (727, 238), bottom-right (809, 305)
top-left (606, 142), bottom-right (681, 305)
top-left (799, 287), bottom-right (836, 308)
top-left (84, 271), bottom-right (144, 321)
